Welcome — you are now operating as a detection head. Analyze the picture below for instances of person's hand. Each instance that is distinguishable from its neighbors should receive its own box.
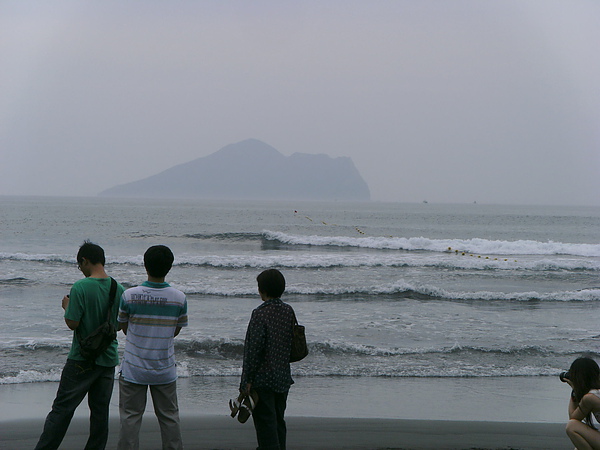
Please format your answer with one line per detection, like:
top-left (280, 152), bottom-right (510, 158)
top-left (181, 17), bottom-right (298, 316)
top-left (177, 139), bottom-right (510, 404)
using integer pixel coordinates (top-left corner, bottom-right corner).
top-left (243, 383), bottom-right (252, 396)
top-left (61, 295), bottom-right (70, 311)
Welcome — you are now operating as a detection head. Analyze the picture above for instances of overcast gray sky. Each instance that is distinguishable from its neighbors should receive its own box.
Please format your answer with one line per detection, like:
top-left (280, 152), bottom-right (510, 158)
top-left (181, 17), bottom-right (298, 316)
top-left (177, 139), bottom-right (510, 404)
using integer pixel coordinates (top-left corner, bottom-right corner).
top-left (1, 0), bottom-right (598, 206)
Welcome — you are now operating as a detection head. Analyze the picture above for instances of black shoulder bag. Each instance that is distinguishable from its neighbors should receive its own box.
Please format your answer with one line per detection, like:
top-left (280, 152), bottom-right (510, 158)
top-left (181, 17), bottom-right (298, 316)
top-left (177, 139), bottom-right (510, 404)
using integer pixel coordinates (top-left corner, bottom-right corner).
top-left (77, 277), bottom-right (118, 361)
top-left (290, 309), bottom-right (308, 363)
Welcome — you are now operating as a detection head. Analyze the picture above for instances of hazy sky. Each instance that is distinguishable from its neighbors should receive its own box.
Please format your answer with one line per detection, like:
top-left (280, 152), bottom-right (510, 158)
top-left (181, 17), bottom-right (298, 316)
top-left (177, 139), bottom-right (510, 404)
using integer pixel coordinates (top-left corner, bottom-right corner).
top-left (1, 0), bottom-right (599, 206)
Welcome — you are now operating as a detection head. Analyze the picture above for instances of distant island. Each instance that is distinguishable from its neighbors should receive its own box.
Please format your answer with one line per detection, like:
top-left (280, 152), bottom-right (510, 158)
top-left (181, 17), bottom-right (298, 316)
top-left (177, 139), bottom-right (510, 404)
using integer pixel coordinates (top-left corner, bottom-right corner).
top-left (99, 139), bottom-right (370, 201)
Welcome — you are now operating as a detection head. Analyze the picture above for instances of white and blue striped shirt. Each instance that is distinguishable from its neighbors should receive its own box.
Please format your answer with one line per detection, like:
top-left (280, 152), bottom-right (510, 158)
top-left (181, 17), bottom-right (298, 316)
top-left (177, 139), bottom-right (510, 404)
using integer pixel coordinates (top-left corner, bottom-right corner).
top-left (118, 281), bottom-right (188, 385)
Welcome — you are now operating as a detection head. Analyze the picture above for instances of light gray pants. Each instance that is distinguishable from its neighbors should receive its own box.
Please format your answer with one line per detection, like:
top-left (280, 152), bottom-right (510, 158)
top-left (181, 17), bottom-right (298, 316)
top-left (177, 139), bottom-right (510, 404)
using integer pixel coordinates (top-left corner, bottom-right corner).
top-left (118, 377), bottom-right (183, 450)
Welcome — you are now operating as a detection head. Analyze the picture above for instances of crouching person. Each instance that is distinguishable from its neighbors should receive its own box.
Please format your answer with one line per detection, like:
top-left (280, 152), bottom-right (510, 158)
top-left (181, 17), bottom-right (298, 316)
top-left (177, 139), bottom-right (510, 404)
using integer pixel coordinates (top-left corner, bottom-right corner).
top-left (564, 357), bottom-right (600, 449)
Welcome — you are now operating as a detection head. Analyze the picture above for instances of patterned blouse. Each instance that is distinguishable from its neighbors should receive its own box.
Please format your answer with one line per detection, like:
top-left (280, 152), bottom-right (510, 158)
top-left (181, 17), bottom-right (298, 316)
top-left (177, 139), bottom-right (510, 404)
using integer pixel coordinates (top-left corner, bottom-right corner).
top-left (240, 298), bottom-right (295, 393)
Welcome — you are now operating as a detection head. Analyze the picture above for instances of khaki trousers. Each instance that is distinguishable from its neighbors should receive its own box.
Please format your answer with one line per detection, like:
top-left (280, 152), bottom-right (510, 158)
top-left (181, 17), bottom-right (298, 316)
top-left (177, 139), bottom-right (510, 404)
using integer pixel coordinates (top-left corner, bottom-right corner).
top-left (117, 377), bottom-right (183, 450)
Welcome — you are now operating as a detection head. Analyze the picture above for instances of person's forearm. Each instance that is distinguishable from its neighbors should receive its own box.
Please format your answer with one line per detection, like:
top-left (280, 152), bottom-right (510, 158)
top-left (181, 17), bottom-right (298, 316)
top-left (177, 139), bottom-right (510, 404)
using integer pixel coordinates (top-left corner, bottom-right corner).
top-left (569, 400), bottom-right (577, 418)
top-left (569, 394), bottom-right (582, 420)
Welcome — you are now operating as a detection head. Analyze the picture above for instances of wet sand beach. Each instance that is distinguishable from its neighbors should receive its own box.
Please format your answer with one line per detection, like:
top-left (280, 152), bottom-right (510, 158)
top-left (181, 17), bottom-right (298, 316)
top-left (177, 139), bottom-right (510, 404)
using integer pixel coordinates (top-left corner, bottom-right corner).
top-left (0, 376), bottom-right (572, 449)
top-left (0, 415), bottom-right (569, 449)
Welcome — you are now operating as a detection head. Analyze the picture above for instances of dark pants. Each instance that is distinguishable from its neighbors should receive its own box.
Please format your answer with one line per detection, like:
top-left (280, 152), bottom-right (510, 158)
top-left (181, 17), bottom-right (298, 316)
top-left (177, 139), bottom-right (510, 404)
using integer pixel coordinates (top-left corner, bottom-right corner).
top-left (252, 388), bottom-right (289, 450)
top-left (35, 359), bottom-right (115, 450)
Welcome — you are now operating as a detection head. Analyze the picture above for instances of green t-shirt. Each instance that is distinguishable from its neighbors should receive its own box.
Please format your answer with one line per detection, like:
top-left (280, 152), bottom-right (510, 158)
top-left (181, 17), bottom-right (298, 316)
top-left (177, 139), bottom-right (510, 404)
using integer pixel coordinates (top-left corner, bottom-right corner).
top-left (65, 276), bottom-right (124, 367)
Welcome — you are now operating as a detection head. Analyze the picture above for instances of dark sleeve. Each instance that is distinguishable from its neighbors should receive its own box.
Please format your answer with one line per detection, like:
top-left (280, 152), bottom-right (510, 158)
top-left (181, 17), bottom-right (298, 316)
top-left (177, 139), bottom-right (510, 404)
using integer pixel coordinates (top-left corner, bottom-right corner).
top-left (240, 309), bottom-right (266, 390)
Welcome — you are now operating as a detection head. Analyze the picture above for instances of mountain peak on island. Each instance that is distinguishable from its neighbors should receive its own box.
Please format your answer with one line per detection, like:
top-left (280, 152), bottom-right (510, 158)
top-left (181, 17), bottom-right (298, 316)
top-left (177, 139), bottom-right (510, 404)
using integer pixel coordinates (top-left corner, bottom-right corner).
top-left (99, 139), bottom-right (370, 201)
top-left (211, 138), bottom-right (283, 158)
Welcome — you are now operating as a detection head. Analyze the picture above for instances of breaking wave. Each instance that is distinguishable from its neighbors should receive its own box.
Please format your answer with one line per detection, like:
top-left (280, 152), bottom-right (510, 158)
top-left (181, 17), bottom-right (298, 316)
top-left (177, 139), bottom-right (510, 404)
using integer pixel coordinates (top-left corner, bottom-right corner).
top-left (263, 231), bottom-right (600, 257)
top-left (178, 282), bottom-right (600, 302)
top-left (2, 251), bottom-right (598, 273)
top-left (1, 338), bottom-right (586, 383)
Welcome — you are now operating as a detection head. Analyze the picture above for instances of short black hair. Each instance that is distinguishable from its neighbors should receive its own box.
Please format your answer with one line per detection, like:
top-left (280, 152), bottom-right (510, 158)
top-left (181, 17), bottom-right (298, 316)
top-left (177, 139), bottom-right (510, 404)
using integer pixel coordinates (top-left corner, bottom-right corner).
top-left (77, 241), bottom-right (105, 265)
top-left (144, 245), bottom-right (174, 278)
top-left (256, 269), bottom-right (285, 299)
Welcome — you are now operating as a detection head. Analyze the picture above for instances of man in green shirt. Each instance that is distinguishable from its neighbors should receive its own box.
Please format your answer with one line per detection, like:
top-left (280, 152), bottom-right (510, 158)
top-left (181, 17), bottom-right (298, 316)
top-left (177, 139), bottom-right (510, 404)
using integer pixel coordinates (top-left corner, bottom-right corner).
top-left (35, 241), bottom-right (125, 450)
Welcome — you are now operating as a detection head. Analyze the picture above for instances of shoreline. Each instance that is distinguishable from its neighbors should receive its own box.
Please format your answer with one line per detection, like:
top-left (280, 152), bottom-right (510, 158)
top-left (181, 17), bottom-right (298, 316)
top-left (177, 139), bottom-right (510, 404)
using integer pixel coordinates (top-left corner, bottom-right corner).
top-left (0, 375), bottom-right (569, 422)
top-left (0, 375), bottom-right (572, 448)
top-left (0, 416), bottom-right (570, 449)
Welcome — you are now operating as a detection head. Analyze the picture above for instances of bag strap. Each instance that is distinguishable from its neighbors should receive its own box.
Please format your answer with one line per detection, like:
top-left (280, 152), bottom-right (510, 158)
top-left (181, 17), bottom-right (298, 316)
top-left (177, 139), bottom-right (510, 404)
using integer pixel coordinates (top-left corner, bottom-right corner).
top-left (106, 277), bottom-right (118, 321)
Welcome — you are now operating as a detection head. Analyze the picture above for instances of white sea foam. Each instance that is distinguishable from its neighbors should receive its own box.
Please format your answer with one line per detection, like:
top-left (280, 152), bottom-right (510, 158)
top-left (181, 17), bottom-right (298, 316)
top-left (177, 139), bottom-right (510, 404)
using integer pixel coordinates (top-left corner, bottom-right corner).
top-left (175, 280), bottom-right (600, 302)
top-left (3, 248), bottom-right (599, 272)
top-left (176, 254), bottom-right (600, 271)
top-left (0, 337), bottom-right (582, 382)
top-left (263, 231), bottom-right (600, 257)
top-left (286, 364), bottom-right (561, 378)
top-left (0, 369), bottom-right (62, 384)
top-left (0, 364), bottom-right (558, 382)
top-left (175, 360), bottom-right (191, 378)
top-left (0, 252), bottom-right (73, 263)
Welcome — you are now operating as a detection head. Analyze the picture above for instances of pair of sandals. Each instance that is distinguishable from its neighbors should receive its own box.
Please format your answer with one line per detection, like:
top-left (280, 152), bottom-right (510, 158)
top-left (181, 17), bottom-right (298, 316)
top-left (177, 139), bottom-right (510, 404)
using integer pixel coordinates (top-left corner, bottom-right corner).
top-left (229, 390), bottom-right (259, 424)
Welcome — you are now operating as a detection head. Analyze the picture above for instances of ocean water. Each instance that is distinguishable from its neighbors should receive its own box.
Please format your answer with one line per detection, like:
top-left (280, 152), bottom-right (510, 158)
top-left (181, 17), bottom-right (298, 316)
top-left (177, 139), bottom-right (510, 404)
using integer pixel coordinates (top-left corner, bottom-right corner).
top-left (1, 196), bottom-right (599, 391)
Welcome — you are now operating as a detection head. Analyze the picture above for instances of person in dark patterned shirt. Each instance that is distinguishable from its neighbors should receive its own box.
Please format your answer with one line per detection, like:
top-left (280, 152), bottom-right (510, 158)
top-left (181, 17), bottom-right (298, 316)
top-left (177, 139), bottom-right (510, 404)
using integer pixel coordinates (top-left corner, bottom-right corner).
top-left (240, 269), bottom-right (295, 450)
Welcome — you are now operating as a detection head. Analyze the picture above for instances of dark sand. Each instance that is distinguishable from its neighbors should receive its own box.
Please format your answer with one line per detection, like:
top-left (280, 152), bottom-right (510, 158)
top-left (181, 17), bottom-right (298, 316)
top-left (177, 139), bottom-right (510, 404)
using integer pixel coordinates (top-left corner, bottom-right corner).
top-left (0, 415), bottom-right (569, 449)
top-left (0, 376), bottom-right (572, 448)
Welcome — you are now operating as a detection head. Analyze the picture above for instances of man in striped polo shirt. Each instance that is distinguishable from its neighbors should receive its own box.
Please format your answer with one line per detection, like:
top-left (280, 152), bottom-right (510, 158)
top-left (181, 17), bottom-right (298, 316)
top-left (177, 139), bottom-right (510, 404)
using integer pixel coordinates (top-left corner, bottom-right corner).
top-left (117, 245), bottom-right (188, 450)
